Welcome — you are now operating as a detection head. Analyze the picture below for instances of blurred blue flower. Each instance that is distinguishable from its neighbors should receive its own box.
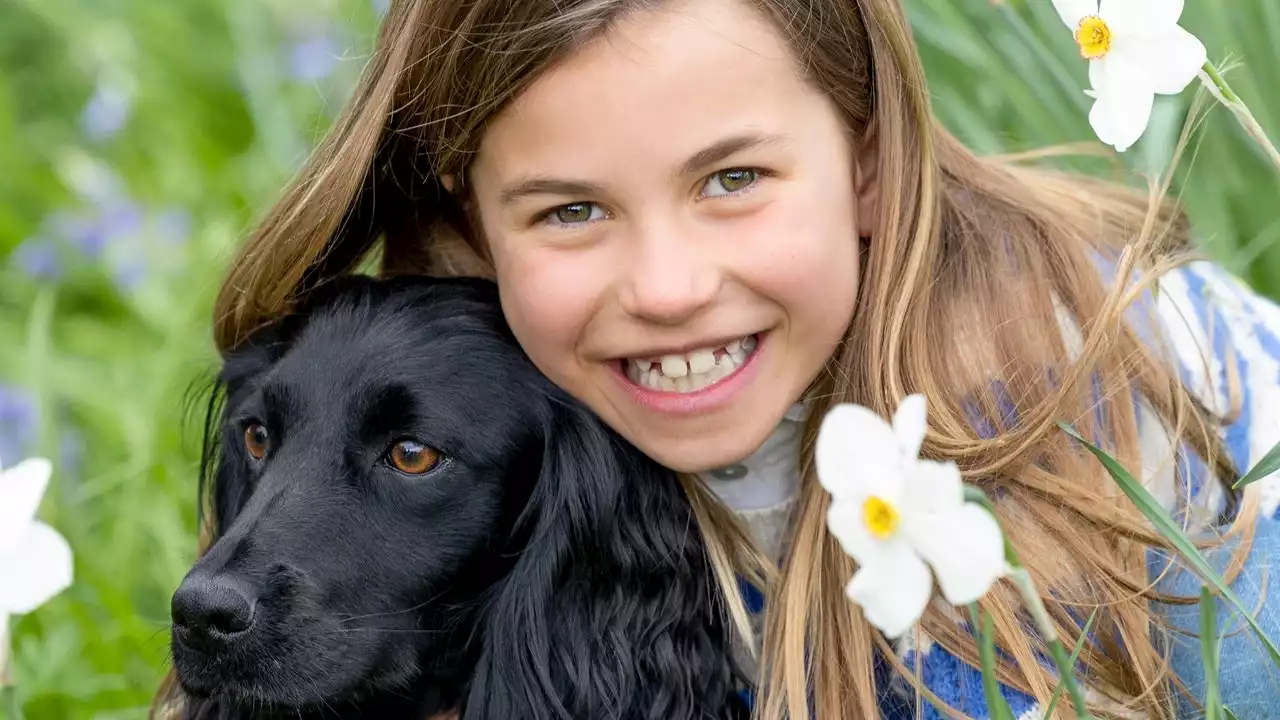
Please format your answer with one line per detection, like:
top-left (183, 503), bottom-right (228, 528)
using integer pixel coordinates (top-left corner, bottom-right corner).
top-left (81, 82), bottom-right (132, 141)
top-left (153, 207), bottom-right (191, 246)
top-left (372, 0), bottom-right (389, 16)
top-left (11, 239), bottom-right (63, 281)
top-left (47, 211), bottom-right (105, 260)
top-left (38, 197), bottom-right (142, 268)
top-left (100, 201), bottom-right (143, 243)
top-left (290, 30), bottom-right (342, 82)
top-left (23, 166), bottom-right (189, 291)
top-left (0, 385), bottom-right (39, 467)
top-left (111, 258), bottom-right (148, 292)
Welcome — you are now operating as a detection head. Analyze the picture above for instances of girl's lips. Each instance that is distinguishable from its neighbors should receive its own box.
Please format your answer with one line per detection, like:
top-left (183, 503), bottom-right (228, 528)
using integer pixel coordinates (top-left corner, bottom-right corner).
top-left (610, 332), bottom-right (767, 416)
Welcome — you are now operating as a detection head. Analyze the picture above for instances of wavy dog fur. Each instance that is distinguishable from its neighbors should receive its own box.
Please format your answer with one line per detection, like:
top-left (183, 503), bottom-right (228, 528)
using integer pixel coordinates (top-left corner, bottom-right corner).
top-left (165, 276), bottom-right (748, 720)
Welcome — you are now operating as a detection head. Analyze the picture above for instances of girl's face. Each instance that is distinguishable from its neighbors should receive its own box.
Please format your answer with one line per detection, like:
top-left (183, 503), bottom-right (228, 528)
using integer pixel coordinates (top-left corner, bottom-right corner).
top-left (469, 0), bottom-right (876, 472)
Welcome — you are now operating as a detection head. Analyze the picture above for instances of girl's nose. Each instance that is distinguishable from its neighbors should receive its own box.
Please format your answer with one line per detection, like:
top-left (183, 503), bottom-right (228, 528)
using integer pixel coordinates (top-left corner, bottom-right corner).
top-left (617, 226), bottom-right (720, 325)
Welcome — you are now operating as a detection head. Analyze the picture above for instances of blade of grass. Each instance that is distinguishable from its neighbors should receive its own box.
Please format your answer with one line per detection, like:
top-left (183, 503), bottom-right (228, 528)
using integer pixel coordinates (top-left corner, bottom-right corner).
top-left (1200, 587), bottom-right (1223, 720)
top-left (1043, 608), bottom-right (1098, 719)
top-left (0, 685), bottom-right (23, 720)
top-left (1059, 422), bottom-right (1280, 668)
top-left (994, 3), bottom-right (1090, 116)
top-left (1223, 707), bottom-right (1240, 720)
top-left (1232, 439), bottom-right (1280, 489)
top-left (970, 605), bottom-right (1018, 720)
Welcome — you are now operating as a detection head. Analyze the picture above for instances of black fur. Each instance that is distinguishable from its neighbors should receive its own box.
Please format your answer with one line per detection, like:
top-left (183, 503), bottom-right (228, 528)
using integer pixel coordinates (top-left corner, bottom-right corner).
top-left (170, 276), bottom-right (749, 719)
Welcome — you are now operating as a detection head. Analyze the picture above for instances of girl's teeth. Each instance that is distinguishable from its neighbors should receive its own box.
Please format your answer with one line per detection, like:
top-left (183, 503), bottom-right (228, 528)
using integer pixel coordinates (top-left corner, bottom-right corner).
top-left (688, 350), bottom-right (716, 374)
top-left (660, 355), bottom-right (688, 378)
top-left (626, 334), bottom-right (759, 394)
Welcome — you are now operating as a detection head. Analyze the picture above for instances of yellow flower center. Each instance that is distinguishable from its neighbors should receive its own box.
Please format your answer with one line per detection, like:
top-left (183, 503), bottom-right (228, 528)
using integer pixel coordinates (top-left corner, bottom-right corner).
top-left (862, 496), bottom-right (900, 539)
top-left (1074, 15), bottom-right (1112, 59)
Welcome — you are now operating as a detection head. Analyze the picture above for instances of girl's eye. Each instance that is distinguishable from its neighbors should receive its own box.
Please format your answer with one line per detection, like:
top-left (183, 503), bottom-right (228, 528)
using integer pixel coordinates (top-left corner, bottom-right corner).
top-left (387, 439), bottom-right (442, 476)
top-left (547, 202), bottom-right (605, 226)
top-left (702, 168), bottom-right (760, 198)
top-left (244, 423), bottom-right (270, 460)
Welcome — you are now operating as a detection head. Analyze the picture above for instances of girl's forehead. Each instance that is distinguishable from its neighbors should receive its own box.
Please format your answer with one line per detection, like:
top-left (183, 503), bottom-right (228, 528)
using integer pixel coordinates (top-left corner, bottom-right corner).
top-left (471, 0), bottom-right (816, 179)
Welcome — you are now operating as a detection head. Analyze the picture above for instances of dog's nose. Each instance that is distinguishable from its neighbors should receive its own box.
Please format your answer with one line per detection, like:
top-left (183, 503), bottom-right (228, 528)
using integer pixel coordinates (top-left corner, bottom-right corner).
top-left (171, 573), bottom-right (256, 648)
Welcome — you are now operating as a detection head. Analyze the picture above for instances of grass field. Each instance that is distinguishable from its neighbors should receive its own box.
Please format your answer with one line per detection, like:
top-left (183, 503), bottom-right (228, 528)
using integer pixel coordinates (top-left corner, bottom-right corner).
top-left (0, 0), bottom-right (1277, 717)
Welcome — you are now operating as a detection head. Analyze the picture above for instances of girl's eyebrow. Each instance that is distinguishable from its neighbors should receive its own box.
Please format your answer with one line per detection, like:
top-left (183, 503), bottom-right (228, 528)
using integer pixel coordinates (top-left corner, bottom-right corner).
top-left (500, 177), bottom-right (606, 207)
top-left (497, 132), bottom-right (791, 207)
top-left (678, 132), bottom-right (790, 177)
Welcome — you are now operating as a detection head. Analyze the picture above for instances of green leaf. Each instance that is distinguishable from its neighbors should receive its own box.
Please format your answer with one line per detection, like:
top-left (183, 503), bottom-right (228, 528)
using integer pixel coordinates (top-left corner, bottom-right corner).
top-left (1059, 422), bottom-right (1280, 668)
top-left (971, 605), bottom-right (1018, 720)
top-left (1224, 707), bottom-right (1241, 720)
top-left (1233, 439), bottom-right (1280, 489)
top-left (1043, 608), bottom-right (1098, 719)
top-left (1200, 587), bottom-right (1223, 720)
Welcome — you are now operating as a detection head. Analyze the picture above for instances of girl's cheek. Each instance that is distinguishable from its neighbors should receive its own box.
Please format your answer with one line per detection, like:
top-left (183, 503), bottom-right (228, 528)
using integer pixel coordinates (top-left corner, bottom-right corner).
top-left (492, 241), bottom-right (603, 353)
top-left (733, 187), bottom-right (859, 290)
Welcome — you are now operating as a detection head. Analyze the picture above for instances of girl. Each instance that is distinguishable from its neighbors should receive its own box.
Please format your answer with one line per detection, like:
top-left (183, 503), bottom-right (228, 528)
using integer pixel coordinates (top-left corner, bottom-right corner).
top-left (190, 0), bottom-right (1280, 717)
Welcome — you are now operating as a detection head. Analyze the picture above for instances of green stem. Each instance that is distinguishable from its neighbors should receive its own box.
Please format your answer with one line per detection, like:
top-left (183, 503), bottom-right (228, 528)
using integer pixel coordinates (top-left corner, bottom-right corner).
top-left (963, 486), bottom-right (1094, 719)
top-left (0, 629), bottom-right (18, 720)
top-left (0, 620), bottom-right (17, 712)
top-left (1200, 61), bottom-right (1280, 173)
top-left (1007, 567), bottom-right (1092, 719)
top-left (0, 688), bottom-right (20, 720)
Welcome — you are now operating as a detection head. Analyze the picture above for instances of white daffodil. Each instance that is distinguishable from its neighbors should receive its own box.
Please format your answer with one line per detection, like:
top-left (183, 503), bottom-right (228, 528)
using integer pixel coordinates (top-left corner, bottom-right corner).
top-left (0, 458), bottom-right (74, 682)
top-left (1052, 0), bottom-right (1206, 153)
top-left (816, 395), bottom-right (1006, 639)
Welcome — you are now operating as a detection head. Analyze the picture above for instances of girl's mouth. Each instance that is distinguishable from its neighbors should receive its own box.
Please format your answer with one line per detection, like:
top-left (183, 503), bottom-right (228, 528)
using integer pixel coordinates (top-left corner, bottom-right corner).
top-left (618, 333), bottom-right (761, 394)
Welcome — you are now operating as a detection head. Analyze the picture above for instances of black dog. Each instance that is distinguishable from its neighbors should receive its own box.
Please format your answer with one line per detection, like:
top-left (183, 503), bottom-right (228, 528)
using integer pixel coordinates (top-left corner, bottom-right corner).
top-left (168, 276), bottom-right (750, 719)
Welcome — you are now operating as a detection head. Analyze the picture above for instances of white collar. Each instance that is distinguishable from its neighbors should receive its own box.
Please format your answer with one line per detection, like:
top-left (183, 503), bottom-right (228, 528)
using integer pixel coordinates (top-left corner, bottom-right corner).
top-left (698, 403), bottom-right (807, 511)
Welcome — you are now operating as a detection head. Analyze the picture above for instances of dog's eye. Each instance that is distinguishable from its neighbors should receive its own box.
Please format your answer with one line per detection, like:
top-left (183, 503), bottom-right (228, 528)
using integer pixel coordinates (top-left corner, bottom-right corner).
top-left (387, 439), bottom-right (441, 475)
top-left (244, 423), bottom-right (270, 460)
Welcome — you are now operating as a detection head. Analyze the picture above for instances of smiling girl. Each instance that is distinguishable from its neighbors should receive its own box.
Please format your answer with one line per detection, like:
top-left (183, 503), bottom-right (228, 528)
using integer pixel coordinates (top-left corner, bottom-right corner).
top-left (190, 0), bottom-right (1280, 716)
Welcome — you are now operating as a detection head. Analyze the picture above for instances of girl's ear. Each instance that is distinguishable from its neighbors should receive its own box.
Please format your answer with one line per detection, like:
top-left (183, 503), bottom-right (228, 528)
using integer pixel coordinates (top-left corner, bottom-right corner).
top-left (440, 174), bottom-right (457, 194)
top-left (854, 122), bottom-right (880, 239)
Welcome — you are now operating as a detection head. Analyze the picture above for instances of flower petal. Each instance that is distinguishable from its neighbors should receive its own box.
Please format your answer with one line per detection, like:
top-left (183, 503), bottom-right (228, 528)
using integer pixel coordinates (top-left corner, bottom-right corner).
top-left (1051, 0), bottom-right (1100, 30)
top-left (1099, 0), bottom-right (1183, 38)
top-left (1089, 56), bottom-right (1156, 152)
top-left (903, 459), bottom-right (965, 518)
top-left (911, 504), bottom-right (1006, 606)
top-left (826, 497), bottom-right (883, 568)
top-left (0, 458), bottom-right (53, 555)
top-left (816, 403), bottom-right (906, 503)
top-left (845, 542), bottom-right (932, 639)
top-left (1089, 56), bottom-right (1106, 96)
top-left (0, 520), bottom-right (74, 615)
top-left (892, 394), bottom-right (928, 461)
top-left (1113, 27), bottom-right (1206, 95)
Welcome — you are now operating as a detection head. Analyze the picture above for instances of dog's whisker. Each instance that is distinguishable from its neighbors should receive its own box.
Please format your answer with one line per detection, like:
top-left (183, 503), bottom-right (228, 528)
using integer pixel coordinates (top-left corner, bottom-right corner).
top-left (334, 586), bottom-right (461, 627)
top-left (325, 626), bottom-right (453, 636)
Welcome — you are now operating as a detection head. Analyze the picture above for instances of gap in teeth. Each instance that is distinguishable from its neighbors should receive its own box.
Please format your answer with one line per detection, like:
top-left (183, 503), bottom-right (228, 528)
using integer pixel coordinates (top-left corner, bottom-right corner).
top-left (625, 335), bottom-right (758, 393)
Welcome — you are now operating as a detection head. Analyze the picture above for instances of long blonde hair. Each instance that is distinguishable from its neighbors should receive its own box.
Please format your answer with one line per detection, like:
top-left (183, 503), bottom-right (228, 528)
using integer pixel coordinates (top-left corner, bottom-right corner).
top-left (176, 0), bottom-right (1257, 717)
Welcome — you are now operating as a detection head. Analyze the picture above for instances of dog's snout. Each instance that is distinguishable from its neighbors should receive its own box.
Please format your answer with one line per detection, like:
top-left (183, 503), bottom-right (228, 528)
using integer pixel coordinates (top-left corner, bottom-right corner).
top-left (172, 573), bottom-right (256, 648)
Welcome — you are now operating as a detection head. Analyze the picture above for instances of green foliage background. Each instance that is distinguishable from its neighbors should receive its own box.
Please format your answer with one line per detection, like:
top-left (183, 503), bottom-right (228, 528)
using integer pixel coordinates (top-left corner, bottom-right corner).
top-left (0, 0), bottom-right (1275, 717)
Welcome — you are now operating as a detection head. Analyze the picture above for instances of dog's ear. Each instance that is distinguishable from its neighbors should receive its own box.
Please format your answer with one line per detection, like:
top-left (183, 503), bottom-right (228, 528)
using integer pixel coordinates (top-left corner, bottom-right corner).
top-left (197, 322), bottom-right (294, 544)
top-left (463, 398), bottom-right (742, 720)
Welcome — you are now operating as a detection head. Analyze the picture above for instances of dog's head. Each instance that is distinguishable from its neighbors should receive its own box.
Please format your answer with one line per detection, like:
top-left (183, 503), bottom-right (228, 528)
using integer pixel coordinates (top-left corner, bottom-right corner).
top-left (170, 276), bottom-right (745, 719)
